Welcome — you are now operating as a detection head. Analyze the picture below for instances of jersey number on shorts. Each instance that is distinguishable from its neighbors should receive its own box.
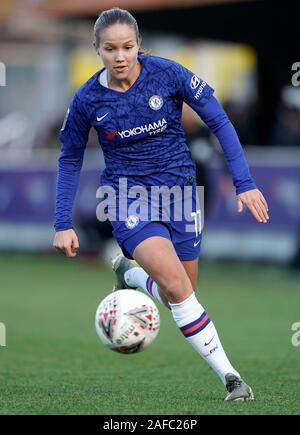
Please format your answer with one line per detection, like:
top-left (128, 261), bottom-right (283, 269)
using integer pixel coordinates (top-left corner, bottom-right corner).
top-left (191, 209), bottom-right (202, 237)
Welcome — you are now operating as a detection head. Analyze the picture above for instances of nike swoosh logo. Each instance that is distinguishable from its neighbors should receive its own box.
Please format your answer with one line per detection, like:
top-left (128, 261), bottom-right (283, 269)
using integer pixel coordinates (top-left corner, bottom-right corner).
top-left (97, 112), bottom-right (109, 122)
top-left (193, 239), bottom-right (201, 247)
top-left (204, 335), bottom-right (215, 346)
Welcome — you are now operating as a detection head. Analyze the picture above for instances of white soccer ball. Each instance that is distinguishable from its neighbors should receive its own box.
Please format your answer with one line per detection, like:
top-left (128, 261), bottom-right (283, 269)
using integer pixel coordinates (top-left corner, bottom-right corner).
top-left (95, 289), bottom-right (160, 354)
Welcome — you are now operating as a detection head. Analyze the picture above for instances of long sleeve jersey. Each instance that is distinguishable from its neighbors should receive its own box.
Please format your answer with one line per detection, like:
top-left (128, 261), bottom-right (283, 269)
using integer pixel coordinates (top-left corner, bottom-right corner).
top-left (55, 54), bottom-right (256, 231)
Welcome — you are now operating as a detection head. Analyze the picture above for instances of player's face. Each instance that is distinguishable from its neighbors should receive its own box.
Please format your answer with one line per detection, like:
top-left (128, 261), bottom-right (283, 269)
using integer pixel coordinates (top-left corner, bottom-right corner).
top-left (97, 23), bottom-right (140, 84)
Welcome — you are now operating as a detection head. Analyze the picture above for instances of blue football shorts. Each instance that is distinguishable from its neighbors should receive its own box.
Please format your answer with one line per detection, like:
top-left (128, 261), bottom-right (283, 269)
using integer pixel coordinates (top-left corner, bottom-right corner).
top-left (122, 221), bottom-right (202, 261)
top-left (108, 179), bottom-right (202, 261)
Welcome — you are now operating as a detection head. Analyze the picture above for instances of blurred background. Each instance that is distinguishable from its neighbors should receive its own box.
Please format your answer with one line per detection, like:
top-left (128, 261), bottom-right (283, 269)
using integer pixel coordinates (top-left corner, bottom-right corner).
top-left (1, 0), bottom-right (300, 416)
top-left (0, 0), bottom-right (299, 267)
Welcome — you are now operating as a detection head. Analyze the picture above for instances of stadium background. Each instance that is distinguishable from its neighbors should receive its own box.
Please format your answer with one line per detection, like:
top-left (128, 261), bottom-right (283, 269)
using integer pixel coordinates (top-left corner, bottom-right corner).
top-left (0, 0), bottom-right (299, 415)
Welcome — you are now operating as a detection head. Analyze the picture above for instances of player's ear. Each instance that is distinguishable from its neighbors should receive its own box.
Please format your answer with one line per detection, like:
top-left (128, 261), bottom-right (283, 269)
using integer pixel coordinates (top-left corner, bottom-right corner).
top-left (93, 40), bottom-right (99, 54)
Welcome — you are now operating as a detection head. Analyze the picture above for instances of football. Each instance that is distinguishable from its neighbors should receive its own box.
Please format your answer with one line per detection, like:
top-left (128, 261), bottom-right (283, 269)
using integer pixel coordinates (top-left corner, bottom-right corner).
top-left (95, 289), bottom-right (160, 354)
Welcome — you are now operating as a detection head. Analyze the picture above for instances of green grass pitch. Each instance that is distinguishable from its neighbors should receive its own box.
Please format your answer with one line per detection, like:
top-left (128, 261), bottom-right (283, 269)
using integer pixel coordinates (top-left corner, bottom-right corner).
top-left (0, 253), bottom-right (299, 415)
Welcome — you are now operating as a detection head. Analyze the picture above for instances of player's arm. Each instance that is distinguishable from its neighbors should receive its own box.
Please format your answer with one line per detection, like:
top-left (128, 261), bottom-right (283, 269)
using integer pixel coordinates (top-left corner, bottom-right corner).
top-left (174, 63), bottom-right (269, 223)
top-left (53, 94), bottom-right (91, 257)
top-left (193, 96), bottom-right (269, 223)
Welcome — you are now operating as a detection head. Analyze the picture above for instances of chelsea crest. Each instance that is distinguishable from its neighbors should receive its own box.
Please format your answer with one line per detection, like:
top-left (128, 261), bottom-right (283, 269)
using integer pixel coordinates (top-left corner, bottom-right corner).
top-left (149, 95), bottom-right (163, 110)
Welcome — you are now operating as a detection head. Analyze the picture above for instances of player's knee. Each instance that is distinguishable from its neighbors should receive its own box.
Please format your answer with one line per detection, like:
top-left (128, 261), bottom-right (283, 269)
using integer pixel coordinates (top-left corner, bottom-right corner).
top-left (161, 273), bottom-right (191, 300)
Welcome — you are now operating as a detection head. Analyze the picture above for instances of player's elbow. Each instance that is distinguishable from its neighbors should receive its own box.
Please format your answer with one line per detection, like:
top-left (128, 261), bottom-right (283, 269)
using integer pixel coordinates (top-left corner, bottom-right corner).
top-left (206, 113), bottom-right (230, 134)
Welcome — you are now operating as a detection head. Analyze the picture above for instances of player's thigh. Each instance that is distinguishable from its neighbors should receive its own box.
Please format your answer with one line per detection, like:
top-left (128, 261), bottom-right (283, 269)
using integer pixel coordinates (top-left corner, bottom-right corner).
top-left (181, 259), bottom-right (199, 290)
top-left (132, 236), bottom-right (192, 295)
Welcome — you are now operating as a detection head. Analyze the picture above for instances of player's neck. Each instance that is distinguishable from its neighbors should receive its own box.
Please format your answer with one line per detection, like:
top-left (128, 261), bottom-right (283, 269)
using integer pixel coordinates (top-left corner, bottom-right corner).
top-left (108, 60), bottom-right (141, 92)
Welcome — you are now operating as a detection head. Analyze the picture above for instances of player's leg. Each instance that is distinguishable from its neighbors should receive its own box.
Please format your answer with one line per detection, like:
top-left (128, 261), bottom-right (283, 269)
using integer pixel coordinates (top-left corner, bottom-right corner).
top-left (113, 231), bottom-right (253, 399)
top-left (181, 258), bottom-right (198, 290)
top-left (113, 223), bottom-right (198, 305)
top-left (131, 236), bottom-right (193, 304)
top-left (113, 222), bottom-right (174, 308)
top-left (155, 259), bottom-right (198, 307)
top-left (134, 236), bottom-right (253, 400)
top-left (118, 228), bottom-right (197, 306)
top-left (116, 258), bottom-right (194, 309)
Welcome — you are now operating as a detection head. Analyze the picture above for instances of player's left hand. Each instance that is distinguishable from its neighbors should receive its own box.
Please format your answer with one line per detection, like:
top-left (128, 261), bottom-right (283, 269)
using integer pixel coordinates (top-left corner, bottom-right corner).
top-left (237, 189), bottom-right (269, 223)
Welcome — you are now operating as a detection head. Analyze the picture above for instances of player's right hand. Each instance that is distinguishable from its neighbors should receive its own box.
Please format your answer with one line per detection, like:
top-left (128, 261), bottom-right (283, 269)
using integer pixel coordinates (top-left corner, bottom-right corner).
top-left (53, 229), bottom-right (79, 257)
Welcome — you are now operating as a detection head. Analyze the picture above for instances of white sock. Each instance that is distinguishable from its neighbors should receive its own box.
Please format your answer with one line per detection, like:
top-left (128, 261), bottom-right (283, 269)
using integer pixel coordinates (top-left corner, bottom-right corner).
top-left (124, 267), bottom-right (165, 306)
top-left (169, 292), bottom-right (240, 386)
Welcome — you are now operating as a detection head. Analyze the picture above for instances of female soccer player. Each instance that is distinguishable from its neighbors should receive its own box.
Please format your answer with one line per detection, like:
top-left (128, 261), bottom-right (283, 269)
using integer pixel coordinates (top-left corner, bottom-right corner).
top-left (53, 8), bottom-right (269, 401)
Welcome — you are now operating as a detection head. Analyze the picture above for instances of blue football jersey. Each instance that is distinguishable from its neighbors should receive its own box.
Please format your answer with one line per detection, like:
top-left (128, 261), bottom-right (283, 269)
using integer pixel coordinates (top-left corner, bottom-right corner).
top-left (55, 54), bottom-right (256, 231)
